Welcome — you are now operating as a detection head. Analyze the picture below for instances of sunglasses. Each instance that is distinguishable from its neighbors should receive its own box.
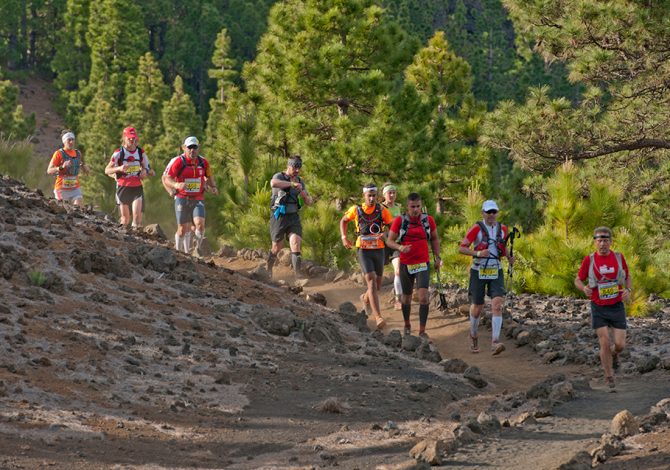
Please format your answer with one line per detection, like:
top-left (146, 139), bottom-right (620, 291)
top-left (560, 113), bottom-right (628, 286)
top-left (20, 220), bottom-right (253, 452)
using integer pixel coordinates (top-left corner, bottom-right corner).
top-left (187, 145), bottom-right (199, 150)
top-left (485, 210), bottom-right (498, 214)
top-left (594, 236), bottom-right (611, 240)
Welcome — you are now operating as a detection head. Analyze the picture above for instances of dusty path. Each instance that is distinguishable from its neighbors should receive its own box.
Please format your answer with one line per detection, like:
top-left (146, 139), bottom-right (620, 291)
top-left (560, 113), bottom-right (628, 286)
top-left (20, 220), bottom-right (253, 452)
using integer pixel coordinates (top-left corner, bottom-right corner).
top-left (227, 258), bottom-right (670, 469)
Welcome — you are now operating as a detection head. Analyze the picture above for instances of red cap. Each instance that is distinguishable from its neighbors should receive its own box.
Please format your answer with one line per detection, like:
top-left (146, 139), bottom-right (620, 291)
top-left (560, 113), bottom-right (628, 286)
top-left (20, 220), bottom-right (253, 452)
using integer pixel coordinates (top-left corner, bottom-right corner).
top-left (123, 127), bottom-right (138, 139)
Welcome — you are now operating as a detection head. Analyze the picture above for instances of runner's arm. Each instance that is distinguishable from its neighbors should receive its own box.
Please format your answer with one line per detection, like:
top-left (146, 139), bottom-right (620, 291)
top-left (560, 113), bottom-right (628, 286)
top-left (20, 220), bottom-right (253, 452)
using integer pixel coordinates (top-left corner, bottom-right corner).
top-left (340, 215), bottom-right (353, 249)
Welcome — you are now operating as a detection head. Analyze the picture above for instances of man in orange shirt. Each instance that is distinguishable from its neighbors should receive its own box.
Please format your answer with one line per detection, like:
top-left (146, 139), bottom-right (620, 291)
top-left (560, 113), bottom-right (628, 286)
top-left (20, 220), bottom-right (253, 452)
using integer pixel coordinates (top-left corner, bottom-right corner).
top-left (340, 183), bottom-right (394, 329)
top-left (46, 130), bottom-right (89, 205)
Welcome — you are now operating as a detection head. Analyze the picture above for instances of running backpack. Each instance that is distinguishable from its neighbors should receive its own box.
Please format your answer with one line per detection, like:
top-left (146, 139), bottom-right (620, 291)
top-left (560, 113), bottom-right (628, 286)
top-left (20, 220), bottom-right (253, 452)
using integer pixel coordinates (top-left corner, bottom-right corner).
top-left (476, 221), bottom-right (505, 254)
top-left (356, 204), bottom-right (383, 235)
top-left (58, 148), bottom-right (81, 176)
top-left (587, 252), bottom-right (626, 288)
top-left (175, 154), bottom-right (205, 178)
top-left (396, 213), bottom-right (431, 243)
top-left (115, 147), bottom-right (146, 178)
top-left (270, 174), bottom-right (303, 209)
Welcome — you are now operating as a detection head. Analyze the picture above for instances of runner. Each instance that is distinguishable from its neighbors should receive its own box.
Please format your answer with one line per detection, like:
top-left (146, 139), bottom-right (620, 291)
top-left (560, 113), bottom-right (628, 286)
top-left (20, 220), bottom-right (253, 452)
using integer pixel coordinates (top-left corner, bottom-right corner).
top-left (104, 127), bottom-right (155, 227)
top-left (386, 192), bottom-right (441, 338)
top-left (163, 136), bottom-right (219, 253)
top-left (458, 200), bottom-right (514, 355)
top-left (46, 130), bottom-right (89, 205)
top-left (381, 183), bottom-right (403, 310)
top-left (574, 226), bottom-right (631, 389)
top-left (267, 155), bottom-right (313, 277)
top-left (340, 183), bottom-right (394, 329)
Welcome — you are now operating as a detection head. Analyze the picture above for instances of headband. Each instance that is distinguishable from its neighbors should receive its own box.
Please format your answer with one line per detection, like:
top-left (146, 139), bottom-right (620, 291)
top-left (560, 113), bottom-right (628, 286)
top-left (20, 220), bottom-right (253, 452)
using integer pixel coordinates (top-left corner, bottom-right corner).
top-left (62, 132), bottom-right (75, 144)
top-left (382, 184), bottom-right (397, 195)
top-left (363, 186), bottom-right (377, 194)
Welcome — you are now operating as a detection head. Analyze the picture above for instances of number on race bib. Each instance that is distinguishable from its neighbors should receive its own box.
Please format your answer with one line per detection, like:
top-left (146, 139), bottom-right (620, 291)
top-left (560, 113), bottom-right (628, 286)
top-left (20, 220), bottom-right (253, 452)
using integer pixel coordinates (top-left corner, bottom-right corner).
top-left (359, 235), bottom-right (381, 249)
top-left (407, 263), bottom-right (428, 274)
top-left (184, 178), bottom-right (201, 193)
top-left (62, 176), bottom-right (77, 188)
top-left (478, 265), bottom-right (499, 280)
top-left (598, 281), bottom-right (619, 300)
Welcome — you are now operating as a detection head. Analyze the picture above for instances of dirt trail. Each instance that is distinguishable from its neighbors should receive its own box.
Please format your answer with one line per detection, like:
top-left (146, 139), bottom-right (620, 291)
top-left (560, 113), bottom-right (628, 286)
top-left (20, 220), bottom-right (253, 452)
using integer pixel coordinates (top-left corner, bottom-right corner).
top-left (228, 259), bottom-right (670, 469)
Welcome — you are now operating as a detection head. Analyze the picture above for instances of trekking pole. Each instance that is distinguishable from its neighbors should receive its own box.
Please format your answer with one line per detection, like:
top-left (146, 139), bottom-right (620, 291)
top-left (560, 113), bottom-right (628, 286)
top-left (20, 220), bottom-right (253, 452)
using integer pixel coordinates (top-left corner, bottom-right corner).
top-left (505, 227), bottom-right (520, 320)
top-left (433, 256), bottom-right (448, 311)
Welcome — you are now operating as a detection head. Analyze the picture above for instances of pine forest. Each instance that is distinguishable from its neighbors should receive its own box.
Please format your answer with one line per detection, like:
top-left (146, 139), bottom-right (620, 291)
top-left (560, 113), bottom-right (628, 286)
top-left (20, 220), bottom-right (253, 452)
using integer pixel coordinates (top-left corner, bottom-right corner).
top-left (1, 0), bottom-right (669, 314)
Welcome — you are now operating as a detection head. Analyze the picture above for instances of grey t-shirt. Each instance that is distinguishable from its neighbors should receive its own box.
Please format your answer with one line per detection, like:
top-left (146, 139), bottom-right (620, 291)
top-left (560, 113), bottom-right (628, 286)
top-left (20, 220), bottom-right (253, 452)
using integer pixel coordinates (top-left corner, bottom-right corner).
top-left (272, 172), bottom-right (305, 214)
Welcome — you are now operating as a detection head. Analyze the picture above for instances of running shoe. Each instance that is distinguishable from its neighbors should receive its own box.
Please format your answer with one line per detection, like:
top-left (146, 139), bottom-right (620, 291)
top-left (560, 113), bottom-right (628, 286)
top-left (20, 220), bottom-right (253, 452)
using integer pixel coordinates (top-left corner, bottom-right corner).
top-left (394, 300), bottom-right (402, 311)
top-left (470, 334), bottom-right (480, 353)
top-left (403, 326), bottom-right (411, 336)
top-left (606, 376), bottom-right (616, 390)
top-left (360, 293), bottom-right (372, 316)
top-left (419, 332), bottom-right (430, 341)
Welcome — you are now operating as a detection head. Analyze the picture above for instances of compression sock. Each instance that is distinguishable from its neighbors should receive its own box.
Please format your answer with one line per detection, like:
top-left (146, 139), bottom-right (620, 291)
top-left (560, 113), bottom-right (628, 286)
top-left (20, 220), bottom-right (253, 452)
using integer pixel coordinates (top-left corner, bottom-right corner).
top-left (194, 229), bottom-right (204, 247)
top-left (469, 314), bottom-right (480, 337)
top-left (492, 316), bottom-right (503, 343)
top-left (401, 303), bottom-right (411, 326)
top-left (394, 276), bottom-right (402, 298)
top-left (175, 234), bottom-right (183, 251)
top-left (183, 232), bottom-right (193, 253)
top-left (291, 252), bottom-right (302, 274)
top-left (419, 304), bottom-right (429, 333)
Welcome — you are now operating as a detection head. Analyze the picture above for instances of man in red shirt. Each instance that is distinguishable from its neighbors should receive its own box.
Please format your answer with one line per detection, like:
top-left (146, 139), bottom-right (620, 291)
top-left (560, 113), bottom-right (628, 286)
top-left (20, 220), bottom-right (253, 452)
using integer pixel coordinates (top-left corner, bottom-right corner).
top-left (386, 193), bottom-right (441, 338)
top-left (458, 200), bottom-right (514, 355)
top-left (575, 226), bottom-right (631, 389)
top-left (163, 136), bottom-right (219, 253)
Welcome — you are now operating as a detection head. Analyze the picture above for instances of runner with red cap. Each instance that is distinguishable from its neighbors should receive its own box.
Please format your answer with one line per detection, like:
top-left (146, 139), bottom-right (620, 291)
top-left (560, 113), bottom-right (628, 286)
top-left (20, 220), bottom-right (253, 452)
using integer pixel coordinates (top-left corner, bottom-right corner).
top-left (105, 127), bottom-right (155, 227)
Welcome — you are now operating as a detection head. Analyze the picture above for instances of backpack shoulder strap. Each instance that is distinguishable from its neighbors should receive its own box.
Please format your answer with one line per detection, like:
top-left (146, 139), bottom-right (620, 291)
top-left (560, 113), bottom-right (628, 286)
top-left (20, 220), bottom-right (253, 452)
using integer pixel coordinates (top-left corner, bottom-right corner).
top-left (176, 155), bottom-right (188, 178)
top-left (614, 252), bottom-right (626, 285)
top-left (587, 253), bottom-right (597, 288)
top-left (397, 213), bottom-right (410, 243)
top-left (476, 221), bottom-right (488, 242)
top-left (421, 213), bottom-right (431, 241)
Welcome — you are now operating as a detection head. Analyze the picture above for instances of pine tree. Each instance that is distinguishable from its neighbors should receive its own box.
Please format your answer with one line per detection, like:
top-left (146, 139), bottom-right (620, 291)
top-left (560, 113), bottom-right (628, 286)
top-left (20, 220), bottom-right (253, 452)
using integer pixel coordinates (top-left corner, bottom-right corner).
top-left (68, 0), bottom-right (147, 127)
top-left (245, 0), bottom-right (418, 196)
top-left (51, 0), bottom-right (91, 94)
top-left (154, 75), bottom-right (203, 162)
top-left (123, 52), bottom-right (169, 151)
top-left (77, 81), bottom-right (119, 212)
top-left (0, 79), bottom-right (36, 139)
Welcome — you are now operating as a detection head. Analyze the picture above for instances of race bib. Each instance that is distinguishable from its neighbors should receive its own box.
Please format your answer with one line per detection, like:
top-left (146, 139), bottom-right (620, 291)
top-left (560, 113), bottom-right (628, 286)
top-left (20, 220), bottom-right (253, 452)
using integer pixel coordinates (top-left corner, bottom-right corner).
top-left (407, 262), bottom-right (428, 274)
top-left (125, 161), bottom-right (141, 176)
top-left (359, 235), bottom-right (381, 249)
top-left (478, 265), bottom-right (499, 280)
top-left (62, 176), bottom-right (77, 188)
top-left (598, 280), bottom-right (619, 300)
top-left (184, 178), bottom-right (202, 193)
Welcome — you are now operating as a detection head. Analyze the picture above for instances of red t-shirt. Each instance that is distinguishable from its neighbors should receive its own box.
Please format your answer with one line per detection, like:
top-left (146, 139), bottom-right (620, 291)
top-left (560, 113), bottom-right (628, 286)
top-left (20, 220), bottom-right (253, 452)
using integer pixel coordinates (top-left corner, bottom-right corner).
top-left (389, 214), bottom-right (437, 265)
top-left (110, 147), bottom-right (149, 187)
top-left (167, 155), bottom-right (212, 200)
top-left (577, 251), bottom-right (629, 305)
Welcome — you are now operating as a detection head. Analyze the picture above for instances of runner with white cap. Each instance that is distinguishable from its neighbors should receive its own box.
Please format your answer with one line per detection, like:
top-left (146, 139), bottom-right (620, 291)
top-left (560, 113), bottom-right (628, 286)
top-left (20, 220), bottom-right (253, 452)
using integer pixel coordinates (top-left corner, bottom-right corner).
top-left (163, 136), bottom-right (219, 253)
top-left (458, 199), bottom-right (514, 355)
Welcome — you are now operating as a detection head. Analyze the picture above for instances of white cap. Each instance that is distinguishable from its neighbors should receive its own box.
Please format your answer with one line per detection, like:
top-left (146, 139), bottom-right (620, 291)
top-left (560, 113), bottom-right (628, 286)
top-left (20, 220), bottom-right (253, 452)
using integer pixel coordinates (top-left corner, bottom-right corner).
top-left (482, 200), bottom-right (499, 212)
top-left (183, 136), bottom-right (199, 147)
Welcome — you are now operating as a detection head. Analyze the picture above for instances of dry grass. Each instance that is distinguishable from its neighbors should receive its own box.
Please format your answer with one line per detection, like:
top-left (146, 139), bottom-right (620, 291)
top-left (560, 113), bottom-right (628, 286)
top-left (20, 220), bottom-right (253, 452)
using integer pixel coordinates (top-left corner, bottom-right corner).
top-left (314, 397), bottom-right (350, 414)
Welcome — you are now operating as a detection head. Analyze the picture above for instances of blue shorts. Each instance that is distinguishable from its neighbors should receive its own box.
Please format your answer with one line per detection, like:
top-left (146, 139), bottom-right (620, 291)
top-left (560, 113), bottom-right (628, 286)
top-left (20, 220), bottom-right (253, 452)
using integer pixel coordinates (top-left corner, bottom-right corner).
top-left (175, 197), bottom-right (205, 225)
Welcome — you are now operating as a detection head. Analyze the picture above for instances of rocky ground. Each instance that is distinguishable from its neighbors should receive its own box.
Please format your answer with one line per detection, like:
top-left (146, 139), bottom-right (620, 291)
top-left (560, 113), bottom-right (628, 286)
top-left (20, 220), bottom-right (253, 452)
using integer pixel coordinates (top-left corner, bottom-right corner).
top-left (0, 175), bottom-right (668, 469)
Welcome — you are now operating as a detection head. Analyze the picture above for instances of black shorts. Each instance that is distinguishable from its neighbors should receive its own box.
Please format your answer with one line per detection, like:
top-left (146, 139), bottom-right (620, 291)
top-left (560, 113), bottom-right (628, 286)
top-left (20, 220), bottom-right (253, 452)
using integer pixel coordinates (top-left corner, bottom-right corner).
top-left (270, 212), bottom-right (302, 242)
top-left (591, 301), bottom-right (627, 330)
top-left (468, 267), bottom-right (505, 305)
top-left (357, 248), bottom-right (385, 276)
top-left (399, 262), bottom-right (430, 295)
top-left (116, 185), bottom-right (144, 209)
